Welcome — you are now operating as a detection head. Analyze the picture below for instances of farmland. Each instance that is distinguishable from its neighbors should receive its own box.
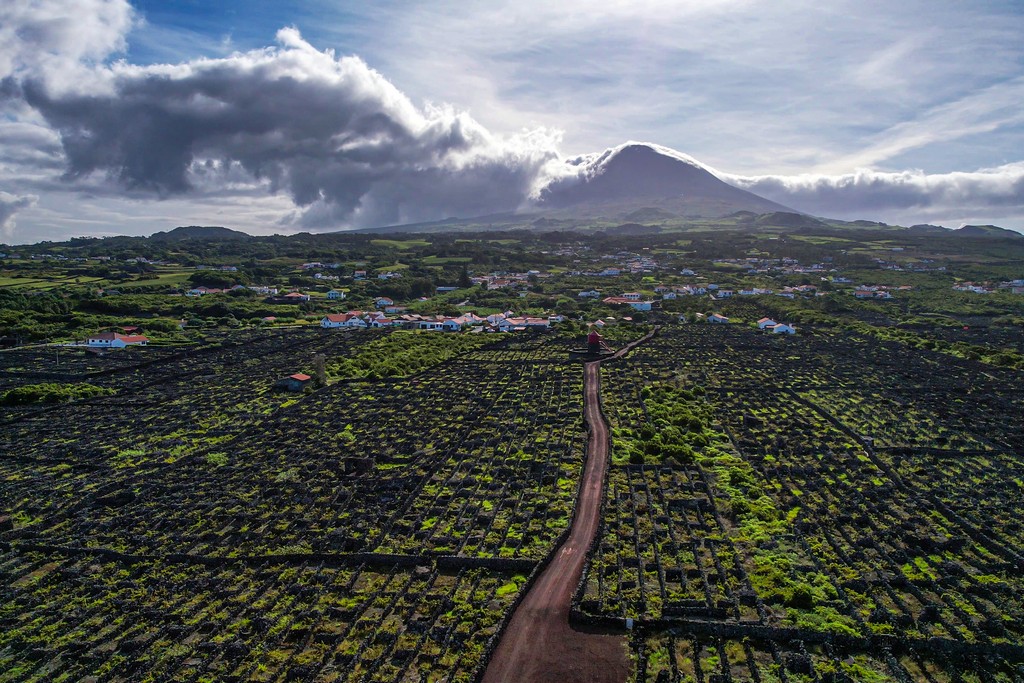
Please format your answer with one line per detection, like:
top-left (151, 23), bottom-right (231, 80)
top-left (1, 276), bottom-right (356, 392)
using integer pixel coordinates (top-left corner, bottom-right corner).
top-left (1, 224), bottom-right (1024, 682)
top-left (1, 328), bottom-right (591, 681)
top-left (577, 325), bottom-right (1024, 681)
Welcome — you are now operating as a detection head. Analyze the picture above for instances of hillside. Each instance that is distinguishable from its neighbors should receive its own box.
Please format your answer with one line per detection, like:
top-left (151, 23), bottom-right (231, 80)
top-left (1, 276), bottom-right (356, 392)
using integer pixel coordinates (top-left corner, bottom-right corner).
top-left (149, 226), bottom-right (252, 241)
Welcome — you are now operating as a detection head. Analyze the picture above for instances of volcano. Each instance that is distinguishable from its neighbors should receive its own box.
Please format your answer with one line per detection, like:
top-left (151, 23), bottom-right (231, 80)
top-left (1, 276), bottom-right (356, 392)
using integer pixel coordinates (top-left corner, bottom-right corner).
top-left (538, 142), bottom-right (793, 219)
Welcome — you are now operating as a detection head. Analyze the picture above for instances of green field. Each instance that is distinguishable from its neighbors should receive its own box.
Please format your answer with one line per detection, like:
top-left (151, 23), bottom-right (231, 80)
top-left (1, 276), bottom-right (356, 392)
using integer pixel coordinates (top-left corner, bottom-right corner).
top-left (0, 275), bottom-right (105, 290)
top-left (422, 255), bottom-right (473, 265)
top-left (370, 238), bottom-right (431, 249)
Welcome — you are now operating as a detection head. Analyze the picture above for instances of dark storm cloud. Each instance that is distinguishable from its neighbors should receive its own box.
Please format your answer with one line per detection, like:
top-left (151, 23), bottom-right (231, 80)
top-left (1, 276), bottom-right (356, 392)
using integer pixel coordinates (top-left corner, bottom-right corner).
top-left (18, 28), bottom-right (562, 228)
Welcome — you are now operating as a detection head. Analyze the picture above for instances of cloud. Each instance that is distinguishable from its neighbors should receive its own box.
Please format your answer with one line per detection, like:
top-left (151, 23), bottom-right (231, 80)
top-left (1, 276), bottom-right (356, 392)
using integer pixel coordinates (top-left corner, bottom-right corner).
top-left (17, 27), bottom-right (563, 229)
top-left (0, 191), bottom-right (38, 238)
top-left (0, 0), bottom-right (135, 90)
top-left (723, 164), bottom-right (1024, 225)
top-left (3, 3), bottom-right (1024, 236)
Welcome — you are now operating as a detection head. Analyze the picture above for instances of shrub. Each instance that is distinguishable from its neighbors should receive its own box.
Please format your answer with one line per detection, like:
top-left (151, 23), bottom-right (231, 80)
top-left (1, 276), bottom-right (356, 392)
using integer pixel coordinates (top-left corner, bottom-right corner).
top-left (0, 382), bottom-right (115, 405)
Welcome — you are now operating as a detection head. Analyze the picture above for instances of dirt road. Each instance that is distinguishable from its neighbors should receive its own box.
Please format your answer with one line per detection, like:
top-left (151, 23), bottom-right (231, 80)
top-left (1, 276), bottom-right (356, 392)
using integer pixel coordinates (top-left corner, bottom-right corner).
top-left (481, 360), bottom-right (626, 679)
top-left (481, 361), bottom-right (627, 683)
top-left (482, 331), bottom-right (656, 683)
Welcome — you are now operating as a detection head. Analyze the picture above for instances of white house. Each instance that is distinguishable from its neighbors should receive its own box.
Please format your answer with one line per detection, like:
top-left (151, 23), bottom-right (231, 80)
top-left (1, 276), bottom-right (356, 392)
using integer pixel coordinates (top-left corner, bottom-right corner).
top-left (717, 290), bottom-right (734, 298)
top-left (186, 287), bottom-right (225, 296)
top-left (662, 292), bottom-right (677, 300)
top-left (769, 323), bottom-right (797, 334)
top-left (327, 290), bottom-right (346, 300)
top-left (86, 332), bottom-right (149, 348)
top-left (375, 297), bottom-right (394, 308)
top-left (708, 313), bottom-right (730, 324)
top-left (418, 320), bottom-right (444, 331)
top-left (622, 292), bottom-right (642, 301)
top-left (321, 314), bottom-right (349, 328)
top-left (322, 313), bottom-right (367, 328)
top-left (578, 290), bottom-right (602, 298)
top-left (757, 317), bottom-right (777, 330)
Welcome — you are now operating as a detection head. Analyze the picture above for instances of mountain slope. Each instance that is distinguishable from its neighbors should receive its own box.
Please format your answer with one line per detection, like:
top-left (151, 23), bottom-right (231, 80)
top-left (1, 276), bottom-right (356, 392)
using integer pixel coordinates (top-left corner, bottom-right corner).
top-left (538, 143), bottom-right (793, 218)
top-left (954, 224), bottom-right (1024, 240)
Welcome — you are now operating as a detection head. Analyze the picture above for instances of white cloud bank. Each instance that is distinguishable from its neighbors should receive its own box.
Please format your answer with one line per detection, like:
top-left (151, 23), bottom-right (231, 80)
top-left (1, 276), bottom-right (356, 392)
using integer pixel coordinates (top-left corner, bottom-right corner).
top-left (0, 0), bottom-right (1022, 240)
top-left (0, 192), bottom-right (38, 238)
top-left (723, 164), bottom-right (1024, 226)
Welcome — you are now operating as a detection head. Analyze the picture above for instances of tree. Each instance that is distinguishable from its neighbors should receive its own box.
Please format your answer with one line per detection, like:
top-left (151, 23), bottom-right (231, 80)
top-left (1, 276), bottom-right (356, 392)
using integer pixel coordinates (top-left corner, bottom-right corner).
top-left (312, 354), bottom-right (327, 387)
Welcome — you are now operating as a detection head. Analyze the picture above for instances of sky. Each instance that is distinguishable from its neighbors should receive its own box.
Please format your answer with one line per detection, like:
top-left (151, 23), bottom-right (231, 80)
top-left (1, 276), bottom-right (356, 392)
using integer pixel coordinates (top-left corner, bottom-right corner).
top-left (1, 0), bottom-right (1023, 243)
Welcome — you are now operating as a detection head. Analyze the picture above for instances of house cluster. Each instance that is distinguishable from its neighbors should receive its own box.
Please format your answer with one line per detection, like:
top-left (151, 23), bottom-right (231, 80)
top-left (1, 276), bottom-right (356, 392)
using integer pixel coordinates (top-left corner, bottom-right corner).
top-left (853, 285), bottom-right (900, 299)
top-left (568, 252), bottom-right (660, 277)
top-left (741, 257), bottom-right (829, 276)
top-left (654, 284), bottom-right (709, 299)
top-left (84, 331), bottom-right (149, 348)
top-left (953, 282), bottom-right (993, 294)
top-left (998, 279), bottom-right (1024, 294)
top-left (185, 285), bottom-right (249, 296)
top-left (776, 285), bottom-right (820, 298)
top-left (266, 291), bottom-right (311, 304)
top-left (473, 271), bottom-right (547, 291)
top-left (602, 293), bottom-right (656, 311)
top-left (187, 285), bottom-right (280, 297)
top-left (711, 285), bottom-right (818, 299)
top-left (874, 258), bottom-right (946, 273)
top-left (757, 317), bottom-right (797, 335)
top-left (321, 310), bottom-right (558, 332)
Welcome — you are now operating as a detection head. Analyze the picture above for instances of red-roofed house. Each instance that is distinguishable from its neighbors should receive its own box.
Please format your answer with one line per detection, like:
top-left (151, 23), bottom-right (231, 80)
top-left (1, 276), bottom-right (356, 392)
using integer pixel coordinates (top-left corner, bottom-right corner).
top-left (276, 373), bottom-right (312, 392)
top-left (86, 332), bottom-right (149, 348)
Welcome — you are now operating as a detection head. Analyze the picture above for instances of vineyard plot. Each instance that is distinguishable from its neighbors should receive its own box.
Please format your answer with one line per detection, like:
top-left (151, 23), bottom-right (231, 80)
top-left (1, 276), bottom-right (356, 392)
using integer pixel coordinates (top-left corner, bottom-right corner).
top-left (577, 325), bottom-right (1024, 681)
top-left (1, 328), bottom-right (589, 681)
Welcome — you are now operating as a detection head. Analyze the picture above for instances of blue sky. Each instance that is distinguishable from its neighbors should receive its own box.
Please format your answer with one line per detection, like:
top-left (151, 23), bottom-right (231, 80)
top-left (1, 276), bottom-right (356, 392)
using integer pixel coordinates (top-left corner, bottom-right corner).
top-left (1, 0), bottom-right (1023, 241)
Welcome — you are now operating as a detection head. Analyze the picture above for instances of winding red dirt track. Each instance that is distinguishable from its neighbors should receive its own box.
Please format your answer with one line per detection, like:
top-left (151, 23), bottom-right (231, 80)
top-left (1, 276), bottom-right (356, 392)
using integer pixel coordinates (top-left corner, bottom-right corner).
top-left (481, 331), bottom-right (656, 683)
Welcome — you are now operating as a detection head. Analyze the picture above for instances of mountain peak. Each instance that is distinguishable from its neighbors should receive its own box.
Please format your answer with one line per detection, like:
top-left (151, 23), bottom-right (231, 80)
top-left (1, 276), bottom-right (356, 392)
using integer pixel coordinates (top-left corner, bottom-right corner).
top-left (538, 141), bottom-right (791, 218)
top-left (585, 141), bottom-right (711, 175)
